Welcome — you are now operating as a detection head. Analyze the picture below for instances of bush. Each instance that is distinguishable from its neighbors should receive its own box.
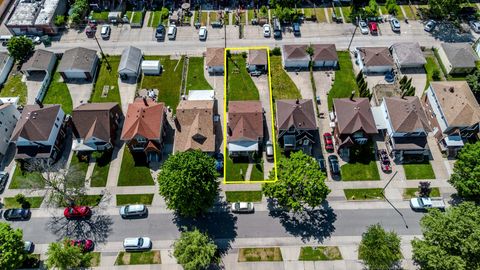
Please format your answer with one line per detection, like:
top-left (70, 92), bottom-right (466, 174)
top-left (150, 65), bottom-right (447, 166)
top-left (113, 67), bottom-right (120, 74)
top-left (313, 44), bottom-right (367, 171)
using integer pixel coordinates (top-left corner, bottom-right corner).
top-left (432, 69), bottom-right (441, 81)
top-left (54, 15), bottom-right (65, 26)
top-left (241, 51), bottom-right (247, 58)
top-left (15, 194), bottom-right (30, 209)
top-left (271, 47), bottom-right (281, 56)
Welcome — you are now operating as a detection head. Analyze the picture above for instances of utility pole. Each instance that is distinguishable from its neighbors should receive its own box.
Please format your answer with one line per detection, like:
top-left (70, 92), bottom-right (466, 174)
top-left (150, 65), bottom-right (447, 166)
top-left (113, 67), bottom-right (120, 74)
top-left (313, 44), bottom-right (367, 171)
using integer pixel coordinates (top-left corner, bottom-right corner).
top-left (347, 16), bottom-right (359, 52)
top-left (93, 33), bottom-right (111, 71)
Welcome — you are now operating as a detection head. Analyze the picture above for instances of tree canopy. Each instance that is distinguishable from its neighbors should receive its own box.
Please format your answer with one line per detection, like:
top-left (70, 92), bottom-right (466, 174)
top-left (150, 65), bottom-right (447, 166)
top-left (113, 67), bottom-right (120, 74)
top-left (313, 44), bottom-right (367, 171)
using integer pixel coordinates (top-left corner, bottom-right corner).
top-left (448, 142), bottom-right (480, 200)
top-left (359, 224), bottom-right (402, 270)
top-left (385, 0), bottom-right (399, 15)
top-left (45, 239), bottom-right (92, 270)
top-left (466, 69), bottom-right (480, 94)
top-left (69, 0), bottom-right (89, 25)
top-left (0, 223), bottom-right (25, 270)
top-left (262, 151), bottom-right (330, 212)
top-left (7, 36), bottom-right (34, 63)
top-left (412, 202), bottom-right (480, 270)
top-left (158, 150), bottom-right (219, 217)
top-left (427, 0), bottom-right (468, 19)
top-left (173, 229), bottom-right (217, 270)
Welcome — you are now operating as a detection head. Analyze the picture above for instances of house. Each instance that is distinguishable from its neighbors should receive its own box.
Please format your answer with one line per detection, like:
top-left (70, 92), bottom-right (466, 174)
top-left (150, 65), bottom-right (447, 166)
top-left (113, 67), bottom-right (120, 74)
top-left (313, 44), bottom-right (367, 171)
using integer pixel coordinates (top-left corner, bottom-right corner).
top-left (5, 0), bottom-right (67, 35)
top-left (0, 98), bottom-right (20, 158)
top-left (332, 98), bottom-right (378, 158)
top-left (227, 101), bottom-right (263, 157)
top-left (276, 99), bottom-right (317, 154)
top-left (206, 47), bottom-right (224, 74)
top-left (174, 100), bottom-right (216, 153)
top-left (0, 52), bottom-right (13, 85)
top-left (356, 47), bottom-right (394, 73)
top-left (437, 43), bottom-right (479, 75)
top-left (118, 46), bottom-right (142, 81)
top-left (282, 44), bottom-right (309, 69)
top-left (312, 44), bottom-right (338, 68)
top-left (21, 49), bottom-right (56, 79)
top-left (72, 103), bottom-right (122, 152)
top-left (373, 96), bottom-right (432, 162)
top-left (390, 42), bottom-right (426, 69)
top-left (247, 49), bottom-right (268, 73)
top-left (423, 81), bottom-right (480, 156)
top-left (58, 47), bottom-right (99, 81)
top-left (121, 98), bottom-right (167, 162)
top-left (10, 103), bottom-right (66, 161)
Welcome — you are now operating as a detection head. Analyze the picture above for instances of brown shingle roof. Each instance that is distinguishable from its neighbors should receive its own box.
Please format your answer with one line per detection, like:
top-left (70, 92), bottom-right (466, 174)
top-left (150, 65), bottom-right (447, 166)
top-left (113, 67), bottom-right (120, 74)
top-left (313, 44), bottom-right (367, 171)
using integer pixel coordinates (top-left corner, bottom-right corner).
top-left (312, 44), bottom-right (338, 61)
top-left (358, 47), bottom-right (394, 67)
top-left (228, 101), bottom-right (263, 141)
top-left (429, 81), bottom-right (480, 127)
top-left (248, 49), bottom-right (268, 66)
top-left (384, 96), bottom-right (432, 133)
top-left (205, 47), bottom-right (224, 67)
top-left (282, 44), bottom-right (309, 61)
top-left (121, 98), bottom-right (165, 140)
top-left (72, 103), bottom-right (121, 141)
top-left (21, 49), bottom-right (55, 71)
top-left (11, 104), bottom-right (61, 142)
top-left (276, 99), bottom-right (317, 131)
top-left (333, 98), bottom-right (377, 135)
top-left (174, 100), bottom-right (215, 152)
top-left (58, 47), bottom-right (98, 72)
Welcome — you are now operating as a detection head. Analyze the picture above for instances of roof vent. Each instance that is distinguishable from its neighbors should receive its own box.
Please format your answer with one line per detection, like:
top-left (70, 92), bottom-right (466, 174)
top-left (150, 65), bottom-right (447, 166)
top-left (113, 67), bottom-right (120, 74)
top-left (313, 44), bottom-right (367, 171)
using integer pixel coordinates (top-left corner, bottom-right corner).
top-left (449, 87), bottom-right (454, 93)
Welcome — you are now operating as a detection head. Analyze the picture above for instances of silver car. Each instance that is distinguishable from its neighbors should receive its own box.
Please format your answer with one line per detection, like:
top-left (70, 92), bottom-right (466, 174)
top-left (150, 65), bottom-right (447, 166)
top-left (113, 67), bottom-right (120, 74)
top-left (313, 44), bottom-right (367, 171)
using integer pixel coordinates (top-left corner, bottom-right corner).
top-left (390, 18), bottom-right (400, 32)
top-left (231, 202), bottom-right (254, 213)
top-left (424, 20), bottom-right (436, 32)
top-left (469, 21), bottom-right (480, 33)
top-left (119, 204), bottom-right (148, 218)
top-left (123, 237), bottom-right (152, 251)
top-left (359, 20), bottom-right (369, 34)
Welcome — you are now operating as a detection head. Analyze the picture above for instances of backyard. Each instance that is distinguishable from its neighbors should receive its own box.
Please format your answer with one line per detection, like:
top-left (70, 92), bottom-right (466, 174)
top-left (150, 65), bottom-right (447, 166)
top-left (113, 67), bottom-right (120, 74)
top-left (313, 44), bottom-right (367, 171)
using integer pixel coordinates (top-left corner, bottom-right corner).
top-left (327, 51), bottom-right (357, 110)
top-left (424, 56), bottom-right (443, 90)
top-left (118, 149), bottom-right (154, 186)
top-left (270, 56), bottom-right (302, 100)
top-left (403, 161), bottom-right (436, 180)
top-left (43, 72), bottom-right (73, 114)
top-left (0, 74), bottom-right (27, 105)
top-left (226, 53), bottom-right (260, 101)
top-left (91, 56), bottom-right (121, 104)
top-left (186, 57), bottom-right (212, 92)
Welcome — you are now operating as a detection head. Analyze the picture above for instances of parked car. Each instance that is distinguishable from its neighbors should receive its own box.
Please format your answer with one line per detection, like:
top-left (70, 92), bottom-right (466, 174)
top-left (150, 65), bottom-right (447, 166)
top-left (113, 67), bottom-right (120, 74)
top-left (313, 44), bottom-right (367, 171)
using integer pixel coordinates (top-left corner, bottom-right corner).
top-left (70, 239), bottom-right (94, 252)
top-left (328, 155), bottom-right (340, 175)
top-left (323, 132), bottom-right (334, 152)
top-left (24, 241), bottom-right (34, 253)
top-left (123, 237), bottom-right (152, 251)
top-left (424, 20), bottom-right (436, 32)
top-left (292, 22), bottom-right (301, 36)
top-left (199, 26), bottom-right (208, 40)
top-left (231, 202), bottom-right (254, 213)
top-left (0, 171), bottom-right (9, 194)
top-left (317, 157), bottom-right (326, 172)
top-left (100, 25), bottom-right (111, 39)
top-left (368, 22), bottom-right (378, 35)
top-left (266, 140), bottom-right (274, 161)
top-left (263, 24), bottom-right (271, 37)
top-left (377, 149), bottom-right (392, 172)
top-left (273, 18), bottom-right (282, 39)
top-left (469, 20), bottom-right (480, 33)
top-left (64, 206), bottom-right (92, 219)
top-left (3, 208), bottom-right (31, 221)
top-left (390, 18), bottom-right (400, 32)
top-left (155, 24), bottom-right (166, 40)
top-left (410, 197), bottom-right (445, 211)
top-left (359, 20), bottom-right (369, 34)
top-left (214, 152), bottom-right (224, 172)
top-left (167, 25), bottom-right (177, 40)
top-left (85, 26), bottom-right (96, 38)
top-left (119, 204), bottom-right (148, 219)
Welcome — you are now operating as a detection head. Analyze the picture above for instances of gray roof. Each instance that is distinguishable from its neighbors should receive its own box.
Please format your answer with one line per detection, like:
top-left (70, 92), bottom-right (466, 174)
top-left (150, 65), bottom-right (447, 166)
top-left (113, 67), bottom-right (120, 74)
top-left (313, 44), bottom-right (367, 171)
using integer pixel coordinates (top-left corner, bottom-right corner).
top-left (390, 42), bottom-right (426, 67)
top-left (118, 46), bottom-right (142, 73)
top-left (441, 43), bottom-right (479, 69)
top-left (0, 52), bottom-right (10, 68)
top-left (21, 50), bottom-right (55, 72)
top-left (7, 0), bottom-right (61, 26)
top-left (58, 47), bottom-right (98, 72)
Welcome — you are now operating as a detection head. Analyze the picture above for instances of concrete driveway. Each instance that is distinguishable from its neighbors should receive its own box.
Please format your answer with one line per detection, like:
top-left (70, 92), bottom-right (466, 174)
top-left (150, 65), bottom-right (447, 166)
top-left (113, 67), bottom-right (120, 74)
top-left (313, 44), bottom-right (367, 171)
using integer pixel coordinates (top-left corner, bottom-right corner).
top-left (66, 80), bottom-right (93, 108)
top-left (118, 78), bottom-right (137, 113)
top-left (402, 71), bottom-right (427, 97)
top-left (24, 73), bottom-right (45, 104)
top-left (204, 66), bottom-right (224, 153)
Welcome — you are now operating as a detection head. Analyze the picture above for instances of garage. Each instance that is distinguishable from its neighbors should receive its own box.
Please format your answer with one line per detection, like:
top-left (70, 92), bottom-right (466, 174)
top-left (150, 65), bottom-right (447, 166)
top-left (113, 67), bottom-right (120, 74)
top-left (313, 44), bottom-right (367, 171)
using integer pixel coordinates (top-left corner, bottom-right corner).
top-left (58, 47), bottom-right (99, 81)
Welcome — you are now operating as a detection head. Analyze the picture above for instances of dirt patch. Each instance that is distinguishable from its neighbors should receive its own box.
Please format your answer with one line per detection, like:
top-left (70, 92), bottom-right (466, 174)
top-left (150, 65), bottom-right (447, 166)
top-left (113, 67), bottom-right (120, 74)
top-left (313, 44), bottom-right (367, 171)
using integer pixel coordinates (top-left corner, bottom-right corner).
top-left (238, 247), bottom-right (283, 262)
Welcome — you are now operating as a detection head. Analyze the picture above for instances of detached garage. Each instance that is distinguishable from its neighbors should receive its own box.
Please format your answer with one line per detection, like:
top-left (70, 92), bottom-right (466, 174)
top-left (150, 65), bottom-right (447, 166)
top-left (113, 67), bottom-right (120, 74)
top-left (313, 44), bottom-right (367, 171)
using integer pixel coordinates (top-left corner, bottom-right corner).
top-left (141, 60), bottom-right (161, 75)
top-left (312, 44), bottom-right (338, 68)
top-left (282, 44), bottom-right (309, 69)
top-left (58, 47), bottom-right (99, 81)
top-left (118, 46), bottom-right (142, 81)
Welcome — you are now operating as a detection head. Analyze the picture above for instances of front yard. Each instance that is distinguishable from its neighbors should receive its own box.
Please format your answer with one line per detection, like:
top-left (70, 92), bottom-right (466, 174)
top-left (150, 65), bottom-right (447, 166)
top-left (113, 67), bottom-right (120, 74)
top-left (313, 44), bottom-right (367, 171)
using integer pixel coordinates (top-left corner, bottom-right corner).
top-left (226, 53), bottom-right (260, 101)
top-left (9, 163), bottom-right (45, 189)
top-left (270, 56), bottom-right (302, 100)
top-left (117, 149), bottom-right (154, 186)
top-left (344, 188), bottom-right (384, 200)
top-left (0, 74), bottom-right (27, 105)
top-left (225, 156), bottom-right (264, 182)
top-left (43, 72), bottom-right (73, 114)
top-left (186, 57), bottom-right (212, 91)
top-left (327, 51), bottom-right (358, 110)
top-left (69, 154), bottom-right (89, 182)
top-left (403, 161), bottom-right (436, 180)
top-left (90, 151), bottom-right (113, 187)
top-left (91, 56), bottom-right (121, 104)
top-left (340, 145), bottom-right (380, 181)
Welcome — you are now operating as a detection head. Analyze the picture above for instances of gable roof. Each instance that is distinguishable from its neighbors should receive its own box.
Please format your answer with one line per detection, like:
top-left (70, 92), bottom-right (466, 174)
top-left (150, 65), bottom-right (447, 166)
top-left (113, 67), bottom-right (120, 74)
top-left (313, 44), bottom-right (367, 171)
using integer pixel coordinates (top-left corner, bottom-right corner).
top-left (384, 96), bottom-right (432, 133)
top-left (205, 47), bottom-right (224, 67)
top-left (0, 52), bottom-right (10, 69)
top-left (58, 47), bottom-right (98, 72)
top-left (118, 46), bottom-right (142, 73)
top-left (72, 103), bottom-right (121, 141)
top-left (228, 101), bottom-right (263, 141)
top-left (11, 104), bottom-right (61, 142)
top-left (121, 98), bottom-right (165, 140)
top-left (441, 43), bottom-right (479, 69)
top-left (248, 49), bottom-right (268, 65)
top-left (174, 100), bottom-right (215, 152)
top-left (390, 42), bottom-right (426, 66)
top-left (333, 98), bottom-right (377, 135)
top-left (312, 44), bottom-right (338, 61)
top-left (429, 81), bottom-right (480, 127)
top-left (358, 47), bottom-right (394, 67)
top-left (282, 44), bottom-right (309, 61)
top-left (276, 99), bottom-right (317, 131)
top-left (21, 49), bottom-right (55, 72)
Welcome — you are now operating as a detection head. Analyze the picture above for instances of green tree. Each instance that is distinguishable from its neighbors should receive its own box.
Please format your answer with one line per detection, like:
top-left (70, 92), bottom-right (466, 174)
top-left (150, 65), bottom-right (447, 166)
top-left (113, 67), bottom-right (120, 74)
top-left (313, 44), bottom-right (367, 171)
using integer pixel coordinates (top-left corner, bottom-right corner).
top-left (0, 223), bottom-right (26, 270)
top-left (466, 69), bottom-right (480, 94)
top-left (385, 0), bottom-right (399, 15)
top-left (6, 36), bottom-right (34, 62)
top-left (70, 0), bottom-right (89, 25)
top-left (54, 15), bottom-right (65, 26)
top-left (427, 0), bottom-right (467, 19)
top-left (262, 151), bottom-right (330, 212)
top-left (359, 224), bottom-right (402, 270)
top-left (173, 229), bottom-right (217, 270)
top-left (260, 5), bottom-right (268, 17)
top-left (158, 150), bottom-right (219, 217)
top-left (411, 202), bottom-right (480, 270)
top-left (45, 239), bottom-right (92, 270)
top-left (448, 142), bottom-right (480, 200)
top-left (364, 0), bottom-right (379, 17)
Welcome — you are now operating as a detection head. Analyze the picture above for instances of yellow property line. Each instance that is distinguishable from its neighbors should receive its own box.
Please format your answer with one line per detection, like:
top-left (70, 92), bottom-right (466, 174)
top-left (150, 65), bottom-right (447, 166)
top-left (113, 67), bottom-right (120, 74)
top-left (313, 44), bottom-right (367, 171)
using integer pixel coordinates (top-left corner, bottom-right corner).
top-left (223, 46), bottom-right (278, 184)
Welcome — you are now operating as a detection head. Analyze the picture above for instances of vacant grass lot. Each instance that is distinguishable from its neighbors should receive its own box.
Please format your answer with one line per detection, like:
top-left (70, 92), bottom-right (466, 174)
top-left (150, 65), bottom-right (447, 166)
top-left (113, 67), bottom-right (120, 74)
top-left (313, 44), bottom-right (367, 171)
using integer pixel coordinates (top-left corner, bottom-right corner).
top-left (0, 74), bottom-right (27, 105)
top-left (116, 194), bottom-right (154, 206)
top-left (328, 51), bottom-right (357, 110)
top-left (403, 187), bottom-right (440, 199)
top-left (270, 56), bottom-right (302, 100)
top-left (115, 251), bottom-right (161, 265)
top-left (225, 191), bottom-right (263, 202)
top-left (227, 54), bottom-right (259, 101)
top-left (9, 163), bottom-right (45, 189)
top-left (344, 188), bottom-right (384, 200)
top-left (90, 151), bottom-right (112, 187)
top-left (3, 196), bottom-right (44, 208)
top-left (186, 57), bottom-right (212, 91)
top-left (43, 72), bottom-right (73, 114)
top-left (299, 246), bottom-right (343, 261)
top-left (238, 247), bottom-right (283, 262)
top-left (118, 149), bottom-right (154, 186)
top-left (91, 56), bottom-right (121, 104)
top-left (403, 162), bottom-right (435, 180)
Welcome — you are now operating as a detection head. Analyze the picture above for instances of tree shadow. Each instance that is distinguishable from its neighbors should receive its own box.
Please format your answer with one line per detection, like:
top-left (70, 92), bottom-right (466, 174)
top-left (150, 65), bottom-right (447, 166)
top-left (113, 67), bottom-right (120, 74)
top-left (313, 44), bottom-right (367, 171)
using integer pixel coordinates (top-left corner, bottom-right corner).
top-left (46, 214), bottom-right (113, 243)
top-left (267, 199), bottom-right (337, 243)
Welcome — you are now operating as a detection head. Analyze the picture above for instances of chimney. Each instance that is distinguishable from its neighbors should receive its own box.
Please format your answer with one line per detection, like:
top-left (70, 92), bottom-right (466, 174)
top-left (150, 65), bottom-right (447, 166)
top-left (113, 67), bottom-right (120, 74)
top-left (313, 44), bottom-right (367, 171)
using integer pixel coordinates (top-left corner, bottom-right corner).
top-left (295, 98), bottom-right (299, 104)
top-left (449, 87), bottom-right (454, 93)
top-left (143, 96), bottom-right (149, 106)
top-left (35, 98), bottom-right (43, 108)
top-left (350, 90), bottom-right (355, 101)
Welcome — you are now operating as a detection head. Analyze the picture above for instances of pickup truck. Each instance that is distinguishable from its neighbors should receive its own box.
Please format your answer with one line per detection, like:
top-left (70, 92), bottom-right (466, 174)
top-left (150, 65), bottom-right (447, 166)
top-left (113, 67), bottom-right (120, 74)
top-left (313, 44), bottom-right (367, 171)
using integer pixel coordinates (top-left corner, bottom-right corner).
top-left (410, 197), bottom-right (446, 211)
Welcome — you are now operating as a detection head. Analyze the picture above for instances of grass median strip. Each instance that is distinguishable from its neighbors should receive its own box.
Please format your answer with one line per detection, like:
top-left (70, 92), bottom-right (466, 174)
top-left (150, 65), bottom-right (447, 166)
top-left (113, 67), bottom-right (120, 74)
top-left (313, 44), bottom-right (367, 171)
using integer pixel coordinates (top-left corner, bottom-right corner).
top-left (403, 187), bottom-right (440, 199)
top-left (90, 252), bottom-right (101, 267)
top-left (116, 194), bottom-right (154, 206)
top-left (299, 246), bottom-right (343, 261)
top-left (3, 196), bottom-right (44, 208)
top-left (238, 247), bottom-right (283, 262)
top-left (225, 191), bottom-right (263, 202)
top-left (344, 188), bottom-right (384, 200)
top-left (403, 162), bottom-right (435, 180)
top-left (115, 250), bottom-right (161, 265)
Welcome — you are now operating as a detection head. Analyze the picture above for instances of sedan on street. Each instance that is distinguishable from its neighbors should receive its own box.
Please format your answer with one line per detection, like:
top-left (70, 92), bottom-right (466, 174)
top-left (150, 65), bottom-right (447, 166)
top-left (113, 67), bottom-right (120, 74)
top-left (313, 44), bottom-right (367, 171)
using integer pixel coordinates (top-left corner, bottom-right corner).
top-left (155, 24), bottom-right (165, 40)
top-left (3, 208), bottom-right (31, 221)
top-left (323, 132), bottom-right (334, 152)
top-left (24, 241), bottom-right (34, 253)
top-left (231, 202), bottom-right (254, 213)
top-left (120, 204), bottom-right (148, 219)
top-left (100, 24), bottom-right (111, 39)
top-left (368, 22), bottom-right (378, 35)
top-left (390, 18), bottom-right (400, 32)
top-left (199, 26), bottom-right (208, 40)
top-left (359, 20), bottom-right (369, 34)
top-left (64, 206), bottom-right (92, 220)
top-left (123, 237), bottom-right (152, 251)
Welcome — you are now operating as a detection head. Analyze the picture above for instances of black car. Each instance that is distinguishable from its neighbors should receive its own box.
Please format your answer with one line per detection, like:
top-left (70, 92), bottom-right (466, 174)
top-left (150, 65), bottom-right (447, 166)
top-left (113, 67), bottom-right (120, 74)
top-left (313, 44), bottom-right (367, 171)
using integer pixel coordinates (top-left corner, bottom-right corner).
top-left (3, 208), bottom-right (31, 221)
top-left (292, 22), bottom-right (301, 36)
top-left (317, 157), bottom-right (326, 172)
top-left (0, 171), bottom-right (8, 194)
top-left (328, 155), bottom-right (340, 175)
top-left (155, 24), bottom-right (165, 40)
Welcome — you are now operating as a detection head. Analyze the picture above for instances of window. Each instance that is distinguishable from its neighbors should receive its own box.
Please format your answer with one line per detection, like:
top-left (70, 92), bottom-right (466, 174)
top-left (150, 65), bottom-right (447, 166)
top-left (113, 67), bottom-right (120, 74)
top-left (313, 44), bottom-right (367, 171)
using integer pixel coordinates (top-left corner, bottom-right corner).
top-left (55, 123), bottom-right (58, 128)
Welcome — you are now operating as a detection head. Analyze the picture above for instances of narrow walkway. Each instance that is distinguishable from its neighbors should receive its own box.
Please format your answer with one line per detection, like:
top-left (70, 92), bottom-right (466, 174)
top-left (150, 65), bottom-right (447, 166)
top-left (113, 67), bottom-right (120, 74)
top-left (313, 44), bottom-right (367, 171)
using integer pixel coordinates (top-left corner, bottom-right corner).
top-left (245, 163), bottom-right (253, 181)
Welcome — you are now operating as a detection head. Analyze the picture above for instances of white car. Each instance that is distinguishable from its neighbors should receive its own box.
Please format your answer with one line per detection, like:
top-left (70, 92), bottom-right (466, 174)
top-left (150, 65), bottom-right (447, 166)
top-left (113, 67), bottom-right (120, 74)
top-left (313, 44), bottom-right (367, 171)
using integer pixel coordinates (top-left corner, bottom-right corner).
top-left (424, 20), bottom-right (436, 32)
top-left (359, 20), bottom-right (369, 34)
top-left (263, 24), bottom-right (271, 37)
top-left (119, 204), bottom-right (147, 218)
top-left (231, 202), bottom-right (254, 213)
top-left (199, 26), bottom-right (207, 40)
top-left (123, 237), bottom-right (152, 251)
top-left (100, 24), bottom-right (111, 39)
top-left (469, 21), bottom-right (480, 33)
top-left (390, 18), bottom-right (400, 32)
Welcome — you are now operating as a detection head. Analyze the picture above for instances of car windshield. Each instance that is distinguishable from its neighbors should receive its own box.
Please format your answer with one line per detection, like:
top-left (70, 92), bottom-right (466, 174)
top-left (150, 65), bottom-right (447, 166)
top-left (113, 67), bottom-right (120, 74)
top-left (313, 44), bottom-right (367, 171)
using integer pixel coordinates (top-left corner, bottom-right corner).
top-left (138, 238), bottom-right (143, 246)
top-left (360, 21), bottom-right (367, 27)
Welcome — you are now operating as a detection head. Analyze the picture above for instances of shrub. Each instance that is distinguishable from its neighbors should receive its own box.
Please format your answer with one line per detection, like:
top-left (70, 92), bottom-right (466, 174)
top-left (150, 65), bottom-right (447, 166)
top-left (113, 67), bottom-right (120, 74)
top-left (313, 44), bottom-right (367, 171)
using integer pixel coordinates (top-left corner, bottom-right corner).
top-left (271, 47), bottom-right (281, 56)
top-left (432, 69), bottom-right (441, 81)
top-left (54, 15), bottom-right (65, 26)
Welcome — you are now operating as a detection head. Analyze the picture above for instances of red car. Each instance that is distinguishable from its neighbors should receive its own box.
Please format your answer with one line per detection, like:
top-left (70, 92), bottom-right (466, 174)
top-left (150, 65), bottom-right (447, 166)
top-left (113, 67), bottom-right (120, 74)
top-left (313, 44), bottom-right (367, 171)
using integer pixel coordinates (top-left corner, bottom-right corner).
top-left (368, 22), bottom-right (378, 35)
top-left (323, 132), bottom-right (334, 151)
top-left (64, 206), bottom-right (92, 219)
top-left (70, 239), bottom-right (94, 252)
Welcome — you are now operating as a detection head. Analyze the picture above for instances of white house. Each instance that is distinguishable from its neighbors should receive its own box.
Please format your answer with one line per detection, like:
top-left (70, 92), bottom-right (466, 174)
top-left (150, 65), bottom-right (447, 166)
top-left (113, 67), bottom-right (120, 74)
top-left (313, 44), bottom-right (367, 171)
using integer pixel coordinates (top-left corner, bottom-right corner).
top-left (205, 47), bottom-right (224, 74)
top-left (118, 46), bottom-right (142, 81)
top-left (0, 98), bottom-right (20, 157)
top-left (141, 60), bottom-right (161, 75)
top-left (282, 44), bottom-right (310, 69)
top-left (0, 52), bottom-right (13, 85)
top-left (356, 47), bottom-right (394, 74)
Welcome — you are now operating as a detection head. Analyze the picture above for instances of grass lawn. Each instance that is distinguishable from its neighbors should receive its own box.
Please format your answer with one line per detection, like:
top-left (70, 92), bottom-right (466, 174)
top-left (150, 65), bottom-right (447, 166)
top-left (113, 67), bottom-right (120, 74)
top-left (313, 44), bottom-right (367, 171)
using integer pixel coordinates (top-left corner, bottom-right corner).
top-left (250, 160), bottom-right (264, 181)
top-left (148, 11), bottom-right (162, 27)
top-left (344, 188), bottom-right (384, 200)
top-left (43, 72), bottom-right (73, 114)
top-left (91, 11), bottom-right (109, 21)
top-left (226, 54), bottom-right (259, 101)
top-left (0, 74), bottom-right (27, 105)
top-left (115, 251), bottom-right (161, 265)
top-left (341, 6), bottom-right (351, 23)
top-left (403, 187), bottom-right (440, 199)
top-left (403, 162), bottom-right (436, 180)
top-left (379, 5), bottom-right (388, 15)
top-left (233, 12), bottom-right (246, 25)
top-left (91, 56), bottom-right (121, 104)
top-left (69, 154), bottom-right (89, 182)
top-left (209, 11), bottom-right (218, 24)
top-left (91, 252), bottom-right (101, 267)
top-left (225, 191), bottom-right (263, 202)
top-left (238, 247), bottom-right (283, 262)
top-left (9, 163), bottom-right (45, 189)
top-left (424, 56), bottom-right (443, 90)
top-left (140, 56), bottom-right (184, 113)
top-left (401, 5), bottom-right (414, 19)
top-left (270, 56), bottom-right (302, 100)
top-left (116, 194), bottom-right (154, 206)
top-left (76, 195), bottom-right (103, 207)
top-left (200, 11), bottom-right (208, 25)
top-left (131, 11), bottom-right (144, 24)
top-left (3, 196), bottom-right (44, 208)
top-left (328, 51), bottom-right (357, 110)
top-left (340, 145), bottom-right (380, 181)
top-left (334, 6), bottom-right (341, 19)
top-left (186, 57), bottom-right (212, 92)
top-left (225, 157), bottom-right (248, 181)
top-left (247, 9), bottom-right (255, 21)
top-left (118, 149), bottom-right (154, 186)
top-left (304, 8), bottom-right (327, 22)
top-left (299, 246), bottom-right (343, 261)
top-left (90, 151), bottom-right (112, 187)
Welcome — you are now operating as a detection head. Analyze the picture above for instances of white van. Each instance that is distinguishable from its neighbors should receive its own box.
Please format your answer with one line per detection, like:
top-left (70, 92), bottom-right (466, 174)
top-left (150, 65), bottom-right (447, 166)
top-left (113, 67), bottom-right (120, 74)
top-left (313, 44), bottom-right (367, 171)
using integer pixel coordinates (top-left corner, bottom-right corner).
top-left (167, 25), bottom-right (177, 40)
